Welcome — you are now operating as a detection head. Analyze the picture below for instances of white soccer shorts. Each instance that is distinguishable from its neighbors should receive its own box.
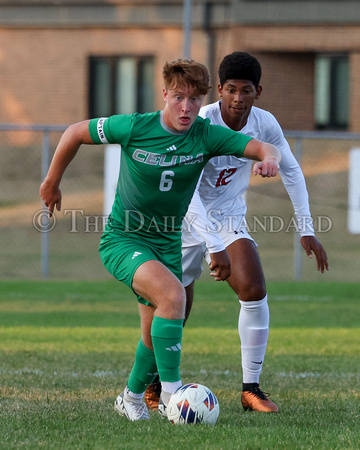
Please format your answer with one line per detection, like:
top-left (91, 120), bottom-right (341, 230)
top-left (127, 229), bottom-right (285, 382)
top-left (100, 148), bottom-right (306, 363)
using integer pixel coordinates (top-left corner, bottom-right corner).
top-left (181, 215), bottom-right (256, 287)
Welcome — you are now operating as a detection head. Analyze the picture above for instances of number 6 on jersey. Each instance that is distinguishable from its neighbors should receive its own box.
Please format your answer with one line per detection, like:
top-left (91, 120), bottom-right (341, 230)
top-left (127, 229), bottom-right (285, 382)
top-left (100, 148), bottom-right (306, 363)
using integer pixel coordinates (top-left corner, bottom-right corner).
top-left (159, 170), bottom-right (175, 191)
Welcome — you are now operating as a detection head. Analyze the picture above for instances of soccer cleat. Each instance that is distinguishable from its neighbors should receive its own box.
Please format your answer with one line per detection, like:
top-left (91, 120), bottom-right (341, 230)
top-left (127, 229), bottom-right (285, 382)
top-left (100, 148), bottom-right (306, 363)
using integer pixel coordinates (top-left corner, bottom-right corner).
top-left (241, 387), bottom-right (279, 413)
top-left (144, 379), bottom-right (161, 411)
top-left (158, 395), bottom-right (168, 418)
top-left (114, 391), bottom-right (150, 421)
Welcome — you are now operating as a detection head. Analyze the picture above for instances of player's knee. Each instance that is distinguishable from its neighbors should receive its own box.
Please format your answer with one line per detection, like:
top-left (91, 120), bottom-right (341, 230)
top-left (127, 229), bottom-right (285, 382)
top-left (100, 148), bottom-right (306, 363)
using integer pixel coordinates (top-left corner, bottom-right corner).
top-left (237, 282), bottom-right (266, 301)
top-left (174, 287), bottom-right (186, 317)
top-left (162, 283), bottom-right (186, 318)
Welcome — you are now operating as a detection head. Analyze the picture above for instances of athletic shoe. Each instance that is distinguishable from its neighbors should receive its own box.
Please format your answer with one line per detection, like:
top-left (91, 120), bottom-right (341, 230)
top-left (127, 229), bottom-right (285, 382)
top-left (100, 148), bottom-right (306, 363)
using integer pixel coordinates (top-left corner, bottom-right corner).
top-left (114, 391), bottom-right (150, 421)
top-left (158, 395), bottom-right (168, 418)
top-left (241, 387), bottom-right (279, 413)
top-left (144, 379), bottom-right (161, 411)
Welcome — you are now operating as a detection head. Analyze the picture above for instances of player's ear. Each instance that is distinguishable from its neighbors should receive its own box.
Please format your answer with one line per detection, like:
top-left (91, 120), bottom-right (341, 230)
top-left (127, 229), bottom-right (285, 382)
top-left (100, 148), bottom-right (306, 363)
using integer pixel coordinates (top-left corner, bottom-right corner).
top-left (218, 83), bottom-right (223, 97)
top-left (255, 85), bottom-right (263, 100)
top-left (163, 87), bottom-right (168, 101)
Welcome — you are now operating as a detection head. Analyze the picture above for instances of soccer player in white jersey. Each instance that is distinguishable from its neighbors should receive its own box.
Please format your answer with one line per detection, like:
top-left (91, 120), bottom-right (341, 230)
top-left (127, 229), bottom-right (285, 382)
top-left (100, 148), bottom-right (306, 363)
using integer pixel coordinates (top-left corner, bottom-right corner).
top-left (145, 52), bottom-right (328, 414)
top-left (40, 58), bottom-right (281, 422)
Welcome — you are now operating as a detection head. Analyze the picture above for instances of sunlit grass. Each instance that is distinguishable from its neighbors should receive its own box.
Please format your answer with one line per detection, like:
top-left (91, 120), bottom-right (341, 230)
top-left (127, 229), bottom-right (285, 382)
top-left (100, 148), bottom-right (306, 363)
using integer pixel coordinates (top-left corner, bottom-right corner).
top-left (0, 280), bottom-right (359, 449)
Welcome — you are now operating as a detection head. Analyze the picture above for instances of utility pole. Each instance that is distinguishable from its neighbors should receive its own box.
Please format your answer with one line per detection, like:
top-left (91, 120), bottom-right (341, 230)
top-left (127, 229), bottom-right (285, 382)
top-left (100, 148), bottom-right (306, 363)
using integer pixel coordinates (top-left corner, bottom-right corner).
top-left (183, 0), bottom-right (192, 58)
top-left (204, 1), bottom-right (216, 102)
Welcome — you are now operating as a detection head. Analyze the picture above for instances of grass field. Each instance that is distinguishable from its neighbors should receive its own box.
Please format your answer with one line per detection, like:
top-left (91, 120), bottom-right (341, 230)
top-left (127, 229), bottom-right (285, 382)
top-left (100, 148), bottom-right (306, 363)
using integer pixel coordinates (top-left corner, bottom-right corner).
top-left (0, 279), bottom-right (359, 449)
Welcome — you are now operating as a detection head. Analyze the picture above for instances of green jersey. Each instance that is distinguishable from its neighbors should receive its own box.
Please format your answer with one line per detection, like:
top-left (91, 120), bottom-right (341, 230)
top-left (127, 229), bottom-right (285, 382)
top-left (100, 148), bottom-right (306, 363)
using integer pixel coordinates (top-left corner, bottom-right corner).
top-left (89, 111), bottom-right (252, 244)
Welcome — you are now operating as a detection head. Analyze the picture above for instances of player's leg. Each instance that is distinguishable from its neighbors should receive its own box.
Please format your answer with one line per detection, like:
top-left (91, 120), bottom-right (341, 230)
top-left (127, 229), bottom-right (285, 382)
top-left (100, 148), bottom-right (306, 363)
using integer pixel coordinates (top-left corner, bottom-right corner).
top-left (102, 231), bottom-right (185, 420)
top-left (100, 235), bottom-right (155, 420)
top-left (184, 281), bottom-right (195, 324)
top-left (116, 260), bottom-right (185, 420)
top-left (132, 259), bottom-right (185, 415)
top-left (225, 237), bottom-right (266, 299)
top-left (124, 304), bottom-right (158, 400)
top-left (143, 282), bottom-right (195, 411)
top-left (133, 259), bottom-right (186, 319)
top-left (182, 243), bottom-right (206, 324)
top-left (115, 318), bottom-right (156, 421)
top-left (144, 244), bottom-right (204, 410)
top-left (114, 304), bottom-right (155, 421)
top-left (225, 238), bottom-right (278, 412)
top-left (141, 301), bottom-right (162, 411)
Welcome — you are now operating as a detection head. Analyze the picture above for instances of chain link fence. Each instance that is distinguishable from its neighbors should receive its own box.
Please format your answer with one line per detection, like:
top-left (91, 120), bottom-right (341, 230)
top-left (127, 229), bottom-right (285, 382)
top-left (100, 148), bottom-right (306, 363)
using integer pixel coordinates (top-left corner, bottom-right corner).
top-left (0, 124), bottom-right (359, 282)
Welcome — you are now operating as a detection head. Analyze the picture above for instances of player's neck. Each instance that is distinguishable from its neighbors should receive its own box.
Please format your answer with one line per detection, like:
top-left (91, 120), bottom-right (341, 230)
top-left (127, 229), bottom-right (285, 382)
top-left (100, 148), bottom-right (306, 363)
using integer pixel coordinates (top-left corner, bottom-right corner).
top-left (223, 115), bottom-right (247, 132)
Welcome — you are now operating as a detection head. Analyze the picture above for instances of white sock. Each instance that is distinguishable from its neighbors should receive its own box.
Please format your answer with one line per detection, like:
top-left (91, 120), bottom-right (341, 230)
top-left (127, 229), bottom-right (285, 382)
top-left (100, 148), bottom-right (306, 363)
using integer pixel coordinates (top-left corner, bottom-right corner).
top-left (161, 381), bottom-right (182, 404)
top-left (238, 295), bottom-right (269, 385)
top-left (124, 386), bottom-right (144, 402)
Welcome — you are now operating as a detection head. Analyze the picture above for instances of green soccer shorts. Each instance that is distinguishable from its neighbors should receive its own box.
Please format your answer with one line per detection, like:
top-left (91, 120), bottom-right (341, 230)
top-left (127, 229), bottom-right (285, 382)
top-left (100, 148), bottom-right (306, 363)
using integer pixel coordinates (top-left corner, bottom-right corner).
top-left (99, 226), bottom-right (182, 306)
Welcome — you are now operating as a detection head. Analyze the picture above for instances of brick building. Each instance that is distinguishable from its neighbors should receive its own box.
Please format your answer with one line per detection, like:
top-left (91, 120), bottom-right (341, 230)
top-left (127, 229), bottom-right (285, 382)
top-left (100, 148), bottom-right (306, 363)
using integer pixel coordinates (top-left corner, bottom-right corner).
top-left (0, 0), bottom-right (359, 131)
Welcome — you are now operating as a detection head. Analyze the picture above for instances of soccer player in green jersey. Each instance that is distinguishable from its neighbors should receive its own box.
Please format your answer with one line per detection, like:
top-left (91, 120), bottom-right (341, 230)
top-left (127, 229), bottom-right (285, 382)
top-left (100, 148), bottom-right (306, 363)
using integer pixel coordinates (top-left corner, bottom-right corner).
top-left (40, 58), bottom-right (281, 421)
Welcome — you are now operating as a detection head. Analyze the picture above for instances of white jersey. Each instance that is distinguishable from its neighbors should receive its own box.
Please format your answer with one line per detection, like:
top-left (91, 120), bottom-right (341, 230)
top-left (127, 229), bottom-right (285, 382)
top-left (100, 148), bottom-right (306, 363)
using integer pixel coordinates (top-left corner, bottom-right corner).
top-left (182, 101), bottom-right (314, 250)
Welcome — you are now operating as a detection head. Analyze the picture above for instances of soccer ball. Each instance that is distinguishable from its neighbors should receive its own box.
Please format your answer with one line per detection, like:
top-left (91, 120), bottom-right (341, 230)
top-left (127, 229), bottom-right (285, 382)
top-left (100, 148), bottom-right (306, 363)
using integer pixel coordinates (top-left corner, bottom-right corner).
top-left (167, 383), bottom-right (219, 425)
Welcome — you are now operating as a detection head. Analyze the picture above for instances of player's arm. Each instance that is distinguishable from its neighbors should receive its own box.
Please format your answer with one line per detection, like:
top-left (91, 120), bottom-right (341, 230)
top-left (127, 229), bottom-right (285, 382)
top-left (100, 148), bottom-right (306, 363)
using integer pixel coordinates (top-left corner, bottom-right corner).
top-left (272, 129), bottom-right (329, 273)
top-left (39, 120), bottom-right (93, 215)
top-left (242, 139), bottom-right (281, 177)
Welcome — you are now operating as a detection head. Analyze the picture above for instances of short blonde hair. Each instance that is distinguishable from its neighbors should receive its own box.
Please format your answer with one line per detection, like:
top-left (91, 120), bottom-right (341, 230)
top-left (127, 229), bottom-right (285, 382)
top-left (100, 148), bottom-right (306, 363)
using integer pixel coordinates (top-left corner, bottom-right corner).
top-left (163, 59), bottom-right (212, 96)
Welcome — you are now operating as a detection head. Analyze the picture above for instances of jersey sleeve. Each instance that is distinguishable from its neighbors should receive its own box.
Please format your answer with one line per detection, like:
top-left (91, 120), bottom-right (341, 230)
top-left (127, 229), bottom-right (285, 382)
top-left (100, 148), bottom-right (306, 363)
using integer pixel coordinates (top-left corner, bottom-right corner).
top-left (89, 115), bottom-right (133, 145)
top-left (206, 123), bottom-right (253, 159)
top-left (267, 118), bottom-right (315, 236)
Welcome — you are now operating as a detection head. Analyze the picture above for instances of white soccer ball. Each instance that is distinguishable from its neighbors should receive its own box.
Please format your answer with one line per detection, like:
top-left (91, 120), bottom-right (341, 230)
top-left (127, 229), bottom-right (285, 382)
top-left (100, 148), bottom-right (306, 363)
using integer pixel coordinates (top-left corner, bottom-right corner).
top-left (167, 383), bottom-right (220, 425)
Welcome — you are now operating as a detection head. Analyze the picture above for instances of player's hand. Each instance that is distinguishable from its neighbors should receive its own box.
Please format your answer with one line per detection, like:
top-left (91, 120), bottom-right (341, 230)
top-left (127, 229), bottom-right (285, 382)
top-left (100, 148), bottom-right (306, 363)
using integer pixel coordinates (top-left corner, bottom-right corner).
top-left (39, 180), bottom-right (62, 216)
top-left (209, 250), bottom-right (231, 281)
top-left (300, 235), bottom-right (329, 273)
top-left (253, 160), bottom-right (279, 178)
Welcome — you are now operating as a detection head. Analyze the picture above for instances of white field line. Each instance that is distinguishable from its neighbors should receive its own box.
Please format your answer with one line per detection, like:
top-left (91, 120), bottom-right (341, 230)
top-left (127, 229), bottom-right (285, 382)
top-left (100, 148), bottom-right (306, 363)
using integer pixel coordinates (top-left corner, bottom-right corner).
top-left (271, 295), bottom-right (333, 302)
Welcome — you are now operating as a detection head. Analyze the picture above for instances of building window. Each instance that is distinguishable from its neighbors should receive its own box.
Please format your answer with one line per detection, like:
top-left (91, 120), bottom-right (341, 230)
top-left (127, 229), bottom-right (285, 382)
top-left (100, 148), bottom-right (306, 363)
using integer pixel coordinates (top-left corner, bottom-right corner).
top-left (314, 54), bottom-right (349, 130)
top-left (89, 56), bottom-right (154, 118)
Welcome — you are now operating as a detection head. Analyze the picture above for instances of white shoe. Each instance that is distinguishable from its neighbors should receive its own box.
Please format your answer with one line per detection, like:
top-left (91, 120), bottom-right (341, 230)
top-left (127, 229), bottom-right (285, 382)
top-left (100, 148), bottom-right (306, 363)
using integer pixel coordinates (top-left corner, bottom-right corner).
top-left (114, 391), bottom-right (150, 421)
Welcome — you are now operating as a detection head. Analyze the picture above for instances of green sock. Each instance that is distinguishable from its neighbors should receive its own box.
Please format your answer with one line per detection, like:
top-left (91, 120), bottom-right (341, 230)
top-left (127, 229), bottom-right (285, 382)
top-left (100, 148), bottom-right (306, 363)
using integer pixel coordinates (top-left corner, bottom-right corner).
top-left (127, 339), bottom-right (158, 394)
top-left (151, 316), bottom-right (183, 382)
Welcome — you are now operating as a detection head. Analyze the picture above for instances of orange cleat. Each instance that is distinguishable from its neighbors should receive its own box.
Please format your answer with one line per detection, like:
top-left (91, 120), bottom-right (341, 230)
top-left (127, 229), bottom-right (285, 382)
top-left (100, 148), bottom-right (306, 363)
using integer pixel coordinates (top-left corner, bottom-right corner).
top-left (144, 380), bottom-right (161, 411)
top-left (241, 387), bottom-right (279, 413)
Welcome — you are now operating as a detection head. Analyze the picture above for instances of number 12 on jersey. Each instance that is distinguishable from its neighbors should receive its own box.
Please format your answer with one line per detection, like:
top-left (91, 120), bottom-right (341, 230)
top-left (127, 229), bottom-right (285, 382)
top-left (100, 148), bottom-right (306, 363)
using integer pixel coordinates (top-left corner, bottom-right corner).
top-left (215, 168), bottom-right (237, 187)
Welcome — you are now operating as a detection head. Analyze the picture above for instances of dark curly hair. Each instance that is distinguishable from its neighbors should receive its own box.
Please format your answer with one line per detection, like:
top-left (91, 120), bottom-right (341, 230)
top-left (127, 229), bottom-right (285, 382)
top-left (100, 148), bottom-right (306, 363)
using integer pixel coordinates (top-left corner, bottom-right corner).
top-left (218, 52), bottom-right (262, 88)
